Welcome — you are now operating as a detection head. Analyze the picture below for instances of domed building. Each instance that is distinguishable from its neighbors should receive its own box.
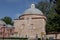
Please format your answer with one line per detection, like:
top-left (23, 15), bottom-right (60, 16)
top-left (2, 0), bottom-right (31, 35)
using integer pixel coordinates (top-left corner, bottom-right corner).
top-left (0, 20), bottom-right (6, 37)
top-left (14, 4), bottom-right (46, 38)
top-left (0, 20), bottom-right (15, 37)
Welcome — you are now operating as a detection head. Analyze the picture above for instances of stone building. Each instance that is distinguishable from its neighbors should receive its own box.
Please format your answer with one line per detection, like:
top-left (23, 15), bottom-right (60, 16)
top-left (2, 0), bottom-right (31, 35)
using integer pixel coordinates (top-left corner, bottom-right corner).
top-left (0, 20), bottom-right (15, 37)
top-left (14, 4), bottom-right (46, 38)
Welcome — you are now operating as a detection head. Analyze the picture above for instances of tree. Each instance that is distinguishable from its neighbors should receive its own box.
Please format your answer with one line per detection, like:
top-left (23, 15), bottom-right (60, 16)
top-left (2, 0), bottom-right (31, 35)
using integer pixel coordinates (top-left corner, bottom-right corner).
top-left (1, 16), bottom-right (14, 25)
top-left (36, 0), bottom-right (60, 39)
top-left (49, 0), bottom-right (60, 14)
top-left (36, 0), bottom-right (56, 32)
top-left (36, 1), bottom-right (49, 15)
top-left (55, 0), bottom-right (60, 14)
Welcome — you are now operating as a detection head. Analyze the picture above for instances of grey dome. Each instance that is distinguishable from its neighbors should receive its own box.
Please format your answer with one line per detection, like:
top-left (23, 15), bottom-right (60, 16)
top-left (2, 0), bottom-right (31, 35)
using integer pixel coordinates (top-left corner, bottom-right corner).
top-left (24, 4), bottom-right (43, 15)
top-left (7, 24), bottom-right (13, 28)
top-left (0, 20), bottom-right (6, 25)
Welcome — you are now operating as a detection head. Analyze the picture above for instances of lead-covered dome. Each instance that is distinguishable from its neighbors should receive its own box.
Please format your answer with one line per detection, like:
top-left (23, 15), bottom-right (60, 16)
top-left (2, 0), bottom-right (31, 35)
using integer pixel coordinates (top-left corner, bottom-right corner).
top-left (7, 24), bottom-right (13, 28)
top-left (0, 20), bottom-right (6, 25)
top-left (24, 4), bottom-right (43, 15)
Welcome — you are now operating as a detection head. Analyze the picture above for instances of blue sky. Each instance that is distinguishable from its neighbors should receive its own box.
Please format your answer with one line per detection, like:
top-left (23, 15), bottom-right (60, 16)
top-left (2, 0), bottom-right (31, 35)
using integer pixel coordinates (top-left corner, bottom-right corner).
top-left (0, 0), bottom-right (43, 19)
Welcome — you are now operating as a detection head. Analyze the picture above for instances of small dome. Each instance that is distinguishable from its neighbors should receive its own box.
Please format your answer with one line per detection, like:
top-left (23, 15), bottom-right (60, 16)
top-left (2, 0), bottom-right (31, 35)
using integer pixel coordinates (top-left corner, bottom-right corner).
top-left (24, 4), bottom-right (43, 15)
top-left (7, 24), bottom-right (13, 28)
top-left (0, 20), bottom-right (6, 25)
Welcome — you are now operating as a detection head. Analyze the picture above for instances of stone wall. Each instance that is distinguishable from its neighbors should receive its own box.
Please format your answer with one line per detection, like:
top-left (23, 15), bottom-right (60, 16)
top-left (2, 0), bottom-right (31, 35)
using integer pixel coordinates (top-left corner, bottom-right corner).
top-left (14, 14), bottom-right (46, 38)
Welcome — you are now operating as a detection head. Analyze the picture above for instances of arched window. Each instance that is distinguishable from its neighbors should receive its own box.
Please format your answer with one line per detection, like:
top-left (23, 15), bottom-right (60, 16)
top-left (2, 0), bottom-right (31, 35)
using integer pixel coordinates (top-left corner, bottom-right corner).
top-left (29, 24), bottom-right (36, 29)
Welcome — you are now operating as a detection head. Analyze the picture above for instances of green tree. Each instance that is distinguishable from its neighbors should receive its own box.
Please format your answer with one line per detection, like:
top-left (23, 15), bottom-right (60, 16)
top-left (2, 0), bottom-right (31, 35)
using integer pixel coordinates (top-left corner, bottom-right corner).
top-left (49, 0), bottom-right (60, 14)
top-left (36, 0), bottom-right (56, 32)
top-left (55, 0), bottom-right (60, 14)
top-left (36, 1), bottom-right (49, 15)
top-left (36, 0), bottom-right (60, 39)
top-left (1, 16), bottom-right (14, 25)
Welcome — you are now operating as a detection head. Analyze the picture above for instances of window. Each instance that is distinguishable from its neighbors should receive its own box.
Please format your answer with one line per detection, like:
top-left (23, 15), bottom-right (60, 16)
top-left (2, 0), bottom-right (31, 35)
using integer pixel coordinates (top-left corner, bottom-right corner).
top-left (7, 29), bottom-right (9, 31)
top-left (30, 24), bottom-right (36, 29)
top-left (22, 24), bottom-right (24, 26)
top-left (26, 17), bottom-right (30, 24)
top-left (29, 24), bottom-right (35, 29)
top-left (26, 18), bottom-right (29, 20)
top-left (3, 24), bottom-right (5, 26)
top-left (10, 29), bottom-right (12, 32)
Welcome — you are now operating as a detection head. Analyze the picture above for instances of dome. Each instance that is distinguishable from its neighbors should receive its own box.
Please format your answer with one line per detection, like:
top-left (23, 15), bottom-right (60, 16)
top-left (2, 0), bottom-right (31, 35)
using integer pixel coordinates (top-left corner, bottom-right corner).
top-left (0, 20), bottom-right (6, 25)
top-left (24, 4), bottom-right (43, 15)
top-left (7, 24), bottom-right (13, 28)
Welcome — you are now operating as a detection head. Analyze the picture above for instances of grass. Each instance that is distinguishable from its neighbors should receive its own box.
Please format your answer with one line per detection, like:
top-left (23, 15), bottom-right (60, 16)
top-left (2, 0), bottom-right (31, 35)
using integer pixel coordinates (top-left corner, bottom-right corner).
top-left (0, 37), bottom-right (28, 40)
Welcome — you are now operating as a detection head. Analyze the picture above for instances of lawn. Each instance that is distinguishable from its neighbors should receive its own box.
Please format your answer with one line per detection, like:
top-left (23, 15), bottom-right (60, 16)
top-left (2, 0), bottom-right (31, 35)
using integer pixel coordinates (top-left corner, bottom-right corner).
top-left (0, 37), bottom-right (28, 40)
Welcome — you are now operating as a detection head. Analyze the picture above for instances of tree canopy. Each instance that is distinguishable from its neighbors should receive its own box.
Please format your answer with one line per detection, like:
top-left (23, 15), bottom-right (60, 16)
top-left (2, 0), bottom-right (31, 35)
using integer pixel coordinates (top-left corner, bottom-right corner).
top-left (1, 16), bottom-right (14, 25)
top-left (55, 0), bottom-right (60, 14)
top-left (36, 0), bottom-right (60, 32)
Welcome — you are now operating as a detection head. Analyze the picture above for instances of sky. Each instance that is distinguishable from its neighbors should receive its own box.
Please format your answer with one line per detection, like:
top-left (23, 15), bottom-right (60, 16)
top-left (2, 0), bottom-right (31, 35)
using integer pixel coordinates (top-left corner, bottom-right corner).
top-left (0, 0), bottom-right (43, 19)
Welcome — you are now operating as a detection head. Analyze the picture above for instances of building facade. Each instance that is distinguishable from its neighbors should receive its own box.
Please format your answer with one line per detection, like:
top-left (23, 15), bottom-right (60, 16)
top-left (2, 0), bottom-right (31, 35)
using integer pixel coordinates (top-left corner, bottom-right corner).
top-left (0, 20), bottom-right (15, 37)
top-left (14, 4), bottom-right (46, 38)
